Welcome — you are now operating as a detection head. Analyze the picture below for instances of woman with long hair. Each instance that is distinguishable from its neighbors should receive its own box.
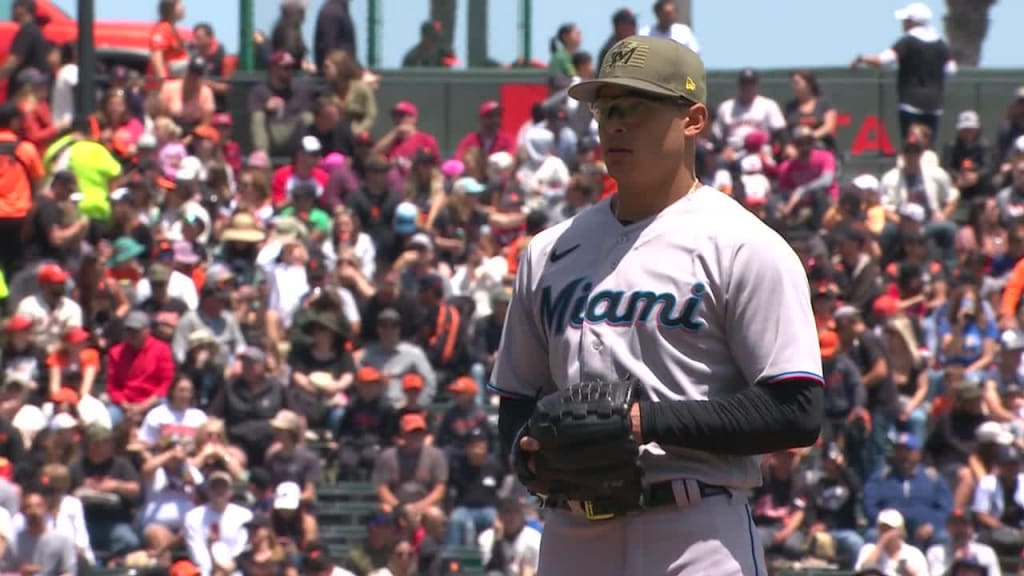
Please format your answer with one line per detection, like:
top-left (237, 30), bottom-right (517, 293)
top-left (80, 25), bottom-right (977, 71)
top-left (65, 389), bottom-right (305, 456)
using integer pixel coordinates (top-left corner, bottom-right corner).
top-left (403, 151), bottom-right (446, 230)
top-left (12, 70), bottom-right (61, 149)
top-left (884, 316), bottom-right (930, 441)
top-left (783, 70), bottom-right (838, 154)
top-left (188, 418), bottom-right (247, 482)
top-left (149, 0), bottom-right (188, 80)
top-left (321, 49), bottom-right (377, 135)
top-left (270, 482), bottom-right (318, 551)
top-left (325, 207), bottom-right (376, 279)
top-left (547, 23), bottom-right (581, 85)
top-left (956, 196), bottom-right (1007, 264)
top-left (94, 88), bottom-right (145, 161)
top-left (222, 516), bottom-right (289, 576)
top-left (940, 282), bottom-right (998, 375)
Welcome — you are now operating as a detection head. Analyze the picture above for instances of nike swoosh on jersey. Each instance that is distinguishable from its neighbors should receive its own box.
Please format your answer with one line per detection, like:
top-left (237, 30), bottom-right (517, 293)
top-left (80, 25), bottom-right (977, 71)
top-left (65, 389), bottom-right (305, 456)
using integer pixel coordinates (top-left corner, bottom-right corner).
top-left (549, 244), bottom-right (581, 263)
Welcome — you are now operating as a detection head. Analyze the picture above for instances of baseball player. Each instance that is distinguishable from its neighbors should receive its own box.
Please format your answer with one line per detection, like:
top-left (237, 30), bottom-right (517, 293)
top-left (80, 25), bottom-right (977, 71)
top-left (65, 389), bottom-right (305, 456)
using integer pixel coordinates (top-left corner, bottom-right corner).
top-left (489, 36), bottom-right (824, 576)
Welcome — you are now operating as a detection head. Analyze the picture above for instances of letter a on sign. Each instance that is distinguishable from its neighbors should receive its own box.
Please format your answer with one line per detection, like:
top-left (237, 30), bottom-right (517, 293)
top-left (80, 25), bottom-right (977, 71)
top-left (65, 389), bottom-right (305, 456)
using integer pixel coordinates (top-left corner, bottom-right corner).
top-left (850, 115), bottom-right (896, 156)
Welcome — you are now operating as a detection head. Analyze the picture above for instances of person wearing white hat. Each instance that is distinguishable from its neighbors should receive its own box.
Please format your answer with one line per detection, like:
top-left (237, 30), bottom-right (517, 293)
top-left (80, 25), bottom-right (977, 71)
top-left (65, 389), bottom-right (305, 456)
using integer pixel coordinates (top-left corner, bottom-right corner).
top-left (852, 2), bottom-right (958, 141)
top-left (854, 508), bottom-right (929, 575)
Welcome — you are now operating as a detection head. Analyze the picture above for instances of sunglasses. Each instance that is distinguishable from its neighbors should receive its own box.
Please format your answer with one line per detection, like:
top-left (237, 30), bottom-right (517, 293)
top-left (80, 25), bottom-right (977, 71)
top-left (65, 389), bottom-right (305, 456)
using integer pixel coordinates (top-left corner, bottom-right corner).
top-left (590, 92), bottom-right (691, 123)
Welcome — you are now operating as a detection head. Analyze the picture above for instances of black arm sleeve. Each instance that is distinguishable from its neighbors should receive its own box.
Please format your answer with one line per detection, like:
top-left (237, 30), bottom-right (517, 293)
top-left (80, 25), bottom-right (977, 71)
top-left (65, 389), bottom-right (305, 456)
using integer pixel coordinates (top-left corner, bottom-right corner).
top-left (640, 378), bottom-right (822, 455)
top-left (498, 397), bottom-right (536, 465)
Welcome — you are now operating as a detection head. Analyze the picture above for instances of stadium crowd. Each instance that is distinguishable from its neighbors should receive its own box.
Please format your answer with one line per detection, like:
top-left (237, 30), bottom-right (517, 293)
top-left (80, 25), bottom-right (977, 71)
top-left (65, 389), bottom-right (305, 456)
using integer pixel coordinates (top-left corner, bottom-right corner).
top-left (0, 0), bottom-right (1023, 574)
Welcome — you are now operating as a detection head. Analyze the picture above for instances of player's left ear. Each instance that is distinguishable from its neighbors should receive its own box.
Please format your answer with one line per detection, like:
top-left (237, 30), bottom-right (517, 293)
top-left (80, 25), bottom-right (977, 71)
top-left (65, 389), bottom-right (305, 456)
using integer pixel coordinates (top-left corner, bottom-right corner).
top-left (681, 103), bottom-right (708, 137)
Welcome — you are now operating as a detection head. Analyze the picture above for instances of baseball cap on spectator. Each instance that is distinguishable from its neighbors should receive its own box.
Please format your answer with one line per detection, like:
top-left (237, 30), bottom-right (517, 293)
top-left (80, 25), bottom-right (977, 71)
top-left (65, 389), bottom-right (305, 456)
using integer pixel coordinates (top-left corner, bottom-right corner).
top-left (569, 35), bottom-right (705, 105)
top-left (270, 50), bottom-right (297, 69)
top-left (148, 263), bottom-right (172, 284)
top-left (419, 273), bottom-right (444, 295)
top-left (1001, 329), bottom-right (1024, 351)
top-left (738, 68), bottom-right (759, 85)
top-left (123, 310), bottom-right (151, 331)
top-left (893, 431), bottom-right (921, 451)
top-left (269, 215), bottom-right (308, 243)
top-left (400, 412), bottom-right (428, 434)
top-left (37, 263), bottom-right (69, 285)
top-left (64, 327), bottom-right (89, 346)
top-left (414, 146), bottom-right (439, 165)
top-left (392, 100), bottom-right (419, 118)
top-left (137, 133), bottom-right (158, 150)
top-left (479, 100), bottom-right (501, 117)
top-left (897, 203), bottom-right (926, 224)
top-left (206, 470), bottom-right (233, 488)
top-left (612, 8), bottom-right (636, 26)
top-left (246, 150), bottom-right (271, 169)
top-left (976, 421), bottom-right (1014, 445)
top-left (4, 315), bottom-right (32, 332)
top-left (449, 376), bottom-right (478, 395)
top-left (818, 330), bottom-right (839, 360)
top-left (851, 174), bottom-right (880, 194)
top-left (379, 308), bottom-right (401, 323)
top-left (321, 152), bottom-right (346, 172)
top-left (212, 113), bottom-right (232, 127)
top-left (11, 405), bottom-right (42, 437)
top-left (996, 445), bottom-right (1021, 465)
top-left (956, 110), bottom-right (981, 131)
top-left (187, 328), bottom-right (216, 351)
top-left (402, 373), bottom-right (425, 391)
top-left (109, 187), bottom-right (131, 204)
top-left (409, 232), bottom-right (434, 250)
top-left (488, 151), bottom-right (515, 173)
top-left (169, 558), bottom-right (201, 576)
top-left (49, 412), bottom-right (78, 432)
top-left (441, 159), bottom-right (465, 180)
top-left (240, 346), bottom-right (266, 364)
top-left (15, 67), bottom-right (46, 88)
top-left (273, 481), bottom-right (301, 510)
top-left (895, 1), bottom-right (932, 24)
top-left (221, 212), bottom-right (267, 244)
top-left (394, 202), bottom-right (418, 235)
top-left (187, 55), bottom-right (206, 75)
top-left (85, 424), bottom-right (114, 443)
top-left (300, 135), bottom-right (323, 155)
top-left (454, 177), bottom-right (486, 196)
top-left (833, 305), bottom-right (860, 322)
top-left (876, 508), bottom-right (904, 529)
top-left (302, 543), bottom-right (333, 574)
top-left (192, 124), bottom-right (219, 144)
top-left (356, 366), bottom-right (382, 384)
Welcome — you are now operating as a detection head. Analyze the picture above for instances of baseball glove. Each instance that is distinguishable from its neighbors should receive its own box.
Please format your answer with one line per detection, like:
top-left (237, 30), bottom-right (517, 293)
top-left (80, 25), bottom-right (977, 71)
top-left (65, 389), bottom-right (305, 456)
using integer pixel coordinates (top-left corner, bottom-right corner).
top-left (513, 379), bottom-right (643, 503)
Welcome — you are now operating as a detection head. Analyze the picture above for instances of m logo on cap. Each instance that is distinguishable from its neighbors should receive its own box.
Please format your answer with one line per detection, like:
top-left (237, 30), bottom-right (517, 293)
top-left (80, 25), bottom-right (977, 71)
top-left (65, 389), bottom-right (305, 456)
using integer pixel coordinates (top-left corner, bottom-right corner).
top-left (602, 40), bottom-right (649, 73)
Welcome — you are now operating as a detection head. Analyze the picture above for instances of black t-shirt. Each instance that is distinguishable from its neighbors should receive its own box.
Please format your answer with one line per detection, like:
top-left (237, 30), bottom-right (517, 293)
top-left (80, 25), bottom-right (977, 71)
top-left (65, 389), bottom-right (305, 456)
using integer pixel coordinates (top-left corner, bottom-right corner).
top-left (304, 121), bottom-right (354, 157)
top-left (336, 395), bottom-right (398, 445)
top-left (70, 455), bottom-right (141, 523)
top-left (848, 331), bottom-right (898, 413)
top-left (287, 347), bottom-right (354, 379)
top-left (783, 97), bottom-right (836, 150)
top-left (24, 195), bottom-right (64, 265)
top-left (346, 188), bottom-right (399, 250)
top-left (807, 466), bottom-right (861, 530)
top-left (9, 22), bottom-right (49, 95)
top-left (892, 34), bottom-right (950, 112)
top-left (432, 207), bottom-right (490, 261)
top-left (449, 455), bottom-right (503, 509)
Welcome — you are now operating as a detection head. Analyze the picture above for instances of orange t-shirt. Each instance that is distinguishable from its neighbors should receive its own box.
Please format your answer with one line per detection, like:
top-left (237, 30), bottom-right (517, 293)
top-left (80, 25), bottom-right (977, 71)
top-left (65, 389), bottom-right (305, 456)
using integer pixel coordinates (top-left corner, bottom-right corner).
top-left (0, 130), bottom-right (43, 219)
top-left (149, 21), bottom-right (188, 78)
top-left (46, 347), bottom-right (101, 372)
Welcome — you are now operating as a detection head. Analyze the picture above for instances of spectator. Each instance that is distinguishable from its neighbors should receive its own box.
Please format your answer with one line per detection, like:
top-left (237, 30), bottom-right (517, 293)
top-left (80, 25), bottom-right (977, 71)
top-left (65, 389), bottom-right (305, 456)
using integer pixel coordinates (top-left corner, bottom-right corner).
top-left (546, 23), bottom-right (581, 86)
top-left (264, 409), bottom-right (320, 501)
top-left (372, 412), bottom-right (447, 515)
top-left (172, 283), bottom-right (246, 367)
top-left (444, 427), bottom-right (501, 548)
top-left (597, 9), bottom-right (637, 70)
top-left (189, 418), bottom-right (247, 482)
top-left (374, 102), bottom-right (441, 176)
top-left (477, 498), bottom-right (541, 576)
top-left (314, 0), bottom-right (356, 71)
top-left (320, 49), bottom-right (377, 135)
top-left (304, 541), bottom-right (358, 576)
top-left (30, 463), bottom-right (94, 566)
top-left (435, 377), bottom-right (490, 455)
top-left (183, 470), bottom-right (253, 576)
top-left (639, 0), bottom-right (699, 53)
top-left (884, 316), bottom-right (931, 441)
top-left (752, 449), bottom-right (808, 561)
top-left (402, 21), bottom-right (455, 69)
top-left (137, 426), bottom-right (202, 561)
top-left (70, 425), bottom-right (142, 562)
top-left (926, 508), bottom-right (1000, 576)
top-left (270, 0), bottom-right (311, 69)
top-left (248, 50), bottom-right (315, 157)
top-left (369, 538), bottom-right (418, 576)
top-left (23, 170), bottom-right (86, 271)
top-left (157, 56), bottom-right (216, 131)
top-left (773, 125), bottom-right (838, 231)
top-left (271, 136), bottom-right (330, 208)
top-left (415, 273), bottom-right (467, 389)
top-left (982, 330), bottom-right (1024, 422)
top-left (136, 375), bottom-right (208, 449)
top-left (106, 311), bottom-right (175, 426)
top-left (863, 432), bottom-right (952, 549)
top-left (712, 68), bottom-right (787, 161)
top-left (14, 68), bottom-right (62, 150)
top-left (359, 307), bottom-right (436, 408)
top-left (229, 514), bottom-right (290, 576)
top-left (0, 0), bottom-right (52, 95)
top-left (148, 0), bottom-right (188, 80)
top-left (336, 366), bottom-right (398, 482)
top-left (286, 314), bottom-right (354, 430)
top-left (854, 508), bottom-right (929, 575)
top-left (344, 512), bottom-right (400, 576)
top-left (270, 480), bottom-right (318, 551)
top-left (3, 489), bottom-right (77, 576)
top-left (0, 104), bottom-right (44, 281)
top-left (852, 2), bottom-right (957, 140)
top-left (806, 443), bottom-right (864, 568)
top-left (208, 346), bottom-right (291, 467)
top-left (818, 329), bottom-right (865, 451)
top-left (454, 102), bottom-right (516, 174)
top-left (783, 70), bottom-right (838, 155)
top-left (944, 110), bottom-right (996, 203)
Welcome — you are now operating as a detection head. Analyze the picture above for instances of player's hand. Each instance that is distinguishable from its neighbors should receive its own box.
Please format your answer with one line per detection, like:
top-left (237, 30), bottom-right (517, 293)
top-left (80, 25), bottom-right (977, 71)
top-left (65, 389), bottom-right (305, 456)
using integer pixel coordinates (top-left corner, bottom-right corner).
top-left (518, 436), bottom-right (540, 474)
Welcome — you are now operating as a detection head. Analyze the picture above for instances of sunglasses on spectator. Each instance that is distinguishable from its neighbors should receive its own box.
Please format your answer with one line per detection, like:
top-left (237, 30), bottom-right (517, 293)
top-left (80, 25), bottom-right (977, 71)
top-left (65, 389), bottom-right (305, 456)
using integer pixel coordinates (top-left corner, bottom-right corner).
top-left (589, 92), bottom-right (692, 123)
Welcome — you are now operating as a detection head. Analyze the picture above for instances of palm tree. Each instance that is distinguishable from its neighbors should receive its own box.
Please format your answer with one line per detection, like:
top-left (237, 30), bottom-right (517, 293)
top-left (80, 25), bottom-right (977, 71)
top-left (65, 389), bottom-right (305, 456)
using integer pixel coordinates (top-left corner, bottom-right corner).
top-left (944, 0), bottom-right (997, 67)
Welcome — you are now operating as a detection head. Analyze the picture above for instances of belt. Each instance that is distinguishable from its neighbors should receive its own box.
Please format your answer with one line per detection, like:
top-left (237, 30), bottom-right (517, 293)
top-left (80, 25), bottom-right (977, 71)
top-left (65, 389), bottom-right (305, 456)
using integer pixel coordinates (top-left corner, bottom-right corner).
top-left (547, 480), bottom-right (731, 521)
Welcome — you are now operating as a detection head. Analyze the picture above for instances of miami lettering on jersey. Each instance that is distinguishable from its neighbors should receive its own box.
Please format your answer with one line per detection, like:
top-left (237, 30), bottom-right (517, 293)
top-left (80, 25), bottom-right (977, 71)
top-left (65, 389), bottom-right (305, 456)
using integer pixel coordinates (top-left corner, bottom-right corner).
top-left (540, 277), bottom-right (708, 335)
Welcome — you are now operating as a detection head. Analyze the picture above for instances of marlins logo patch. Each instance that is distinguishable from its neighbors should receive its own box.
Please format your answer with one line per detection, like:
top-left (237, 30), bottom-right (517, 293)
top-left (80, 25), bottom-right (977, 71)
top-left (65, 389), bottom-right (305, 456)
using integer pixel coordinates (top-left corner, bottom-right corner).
top-left (602, 40), bottom-right (649, 73)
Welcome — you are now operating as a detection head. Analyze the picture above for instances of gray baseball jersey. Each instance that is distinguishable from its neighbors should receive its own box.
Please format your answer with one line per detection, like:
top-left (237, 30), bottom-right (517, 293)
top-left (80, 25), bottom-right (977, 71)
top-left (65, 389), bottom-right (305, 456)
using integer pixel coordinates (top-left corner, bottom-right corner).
top-left (489, 185), bottom-right (823, 490)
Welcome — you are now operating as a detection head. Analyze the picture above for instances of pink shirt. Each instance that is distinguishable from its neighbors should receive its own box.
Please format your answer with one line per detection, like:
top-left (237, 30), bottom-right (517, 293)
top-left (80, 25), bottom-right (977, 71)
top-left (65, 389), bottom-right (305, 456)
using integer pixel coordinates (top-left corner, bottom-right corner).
top-left (778, 149), bottom-right (839, 201)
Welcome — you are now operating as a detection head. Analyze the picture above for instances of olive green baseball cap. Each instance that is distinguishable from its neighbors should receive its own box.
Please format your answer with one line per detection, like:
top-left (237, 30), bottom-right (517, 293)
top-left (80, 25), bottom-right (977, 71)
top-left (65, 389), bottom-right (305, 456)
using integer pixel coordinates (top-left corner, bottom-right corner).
top-left (569, 35), bottom-right (706, 105)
